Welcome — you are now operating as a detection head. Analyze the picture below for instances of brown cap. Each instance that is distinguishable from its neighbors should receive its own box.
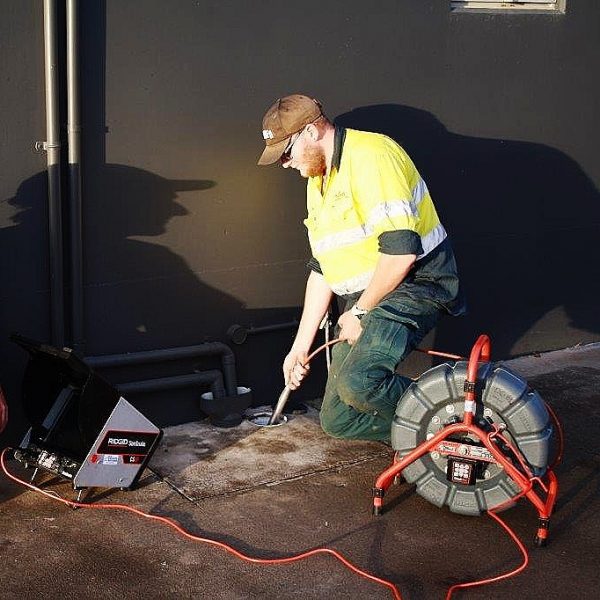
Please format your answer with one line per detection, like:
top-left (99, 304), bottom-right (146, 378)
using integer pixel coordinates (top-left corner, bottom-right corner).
top-left (257, 94), bottom-right (322, 165)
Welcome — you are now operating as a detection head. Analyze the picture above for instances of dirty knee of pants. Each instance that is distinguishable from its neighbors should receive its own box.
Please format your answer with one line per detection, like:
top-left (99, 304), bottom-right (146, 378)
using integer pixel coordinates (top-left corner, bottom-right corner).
top-left (336, 363), bottom-right (402, 420)
top-left (319, 395), bottom-right (392, 442)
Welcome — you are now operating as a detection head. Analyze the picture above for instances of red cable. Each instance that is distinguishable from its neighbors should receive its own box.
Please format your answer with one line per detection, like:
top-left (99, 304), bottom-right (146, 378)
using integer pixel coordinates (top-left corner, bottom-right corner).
top-left (445, 508), bottom-right (529, 600)
top-left (444, 478), bottom-right (535, 600)
top-left (488, 428), bottom-right (534, 480)
top-left (0, 446), bottom-right (537, 600)
top-left (415, 348), bottom-right (465, 361)
top-left (445, 415), bottom-right (567, 599)
top-left (2, 341), bottom-right (565, 599)
top-left (304, 338), bottom-right (341, 364)
top-left (1, 448), bottom-right (402, 600)
top-left (544, 401), bottom-right (565, 470)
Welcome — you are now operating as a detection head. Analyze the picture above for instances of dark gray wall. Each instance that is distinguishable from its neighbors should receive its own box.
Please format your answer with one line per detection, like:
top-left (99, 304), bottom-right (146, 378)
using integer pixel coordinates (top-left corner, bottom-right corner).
top-left (0, 3), bottom-right (50, 443)
top-left (1, 1), bottom-right (599, 443)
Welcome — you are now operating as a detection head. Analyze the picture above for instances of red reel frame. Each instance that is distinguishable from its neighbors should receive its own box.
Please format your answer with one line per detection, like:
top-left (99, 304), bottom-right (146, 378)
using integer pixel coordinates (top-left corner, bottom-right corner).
top-left (372, 334), bottom-right (559, 547)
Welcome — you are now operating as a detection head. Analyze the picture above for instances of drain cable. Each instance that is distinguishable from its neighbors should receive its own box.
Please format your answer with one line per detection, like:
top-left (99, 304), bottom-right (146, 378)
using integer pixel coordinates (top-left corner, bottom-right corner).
top-left (268, 338), bottom-right (342, 425)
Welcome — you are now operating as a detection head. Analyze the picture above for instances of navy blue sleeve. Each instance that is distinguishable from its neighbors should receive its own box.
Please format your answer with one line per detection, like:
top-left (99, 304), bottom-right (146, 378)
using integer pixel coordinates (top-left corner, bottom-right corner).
top-left (307, 257), bottom-right (323, 273)
top-left (378, 230), bottom-right (423, 255)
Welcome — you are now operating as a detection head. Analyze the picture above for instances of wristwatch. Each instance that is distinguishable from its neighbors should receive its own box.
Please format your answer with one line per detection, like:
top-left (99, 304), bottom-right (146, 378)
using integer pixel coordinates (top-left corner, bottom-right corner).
top-left (350, 304), bottom-right (369, 320)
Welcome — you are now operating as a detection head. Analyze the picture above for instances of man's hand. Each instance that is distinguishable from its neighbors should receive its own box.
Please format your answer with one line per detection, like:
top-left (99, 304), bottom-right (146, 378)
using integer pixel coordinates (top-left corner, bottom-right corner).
top-left (283, 349), bottom-right (310, 390)
top-left (337, 311), bottom-right (363, 345)
top-left (282, 270), bottom-right (332, 390)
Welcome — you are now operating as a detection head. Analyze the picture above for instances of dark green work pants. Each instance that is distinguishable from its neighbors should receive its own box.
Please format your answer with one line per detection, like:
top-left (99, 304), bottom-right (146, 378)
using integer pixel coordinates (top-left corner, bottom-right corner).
top-left (320, 296), bottom-right (442, 442)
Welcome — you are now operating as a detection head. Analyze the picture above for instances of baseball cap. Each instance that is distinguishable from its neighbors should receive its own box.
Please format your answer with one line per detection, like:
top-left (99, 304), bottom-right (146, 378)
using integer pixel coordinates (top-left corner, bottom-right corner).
top-left (257, 94), bottom-right (322, 165)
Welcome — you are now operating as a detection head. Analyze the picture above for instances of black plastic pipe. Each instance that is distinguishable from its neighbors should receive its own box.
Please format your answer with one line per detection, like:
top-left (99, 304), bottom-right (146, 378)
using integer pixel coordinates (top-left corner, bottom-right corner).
top-left (86, 342), bottom-right (238, 397)
top-left (116, 370), bottom-right (225, 398)
top-left (43, 0), bottom-right (65, 346)
top-left (227, 320), bottom-right (299, 345)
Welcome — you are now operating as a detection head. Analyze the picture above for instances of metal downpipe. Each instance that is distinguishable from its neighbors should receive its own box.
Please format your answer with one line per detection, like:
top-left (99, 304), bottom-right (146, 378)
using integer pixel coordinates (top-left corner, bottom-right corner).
top-left (43, 0), bottom-right (65, 346)
top-left (66, 0), bottom-right (84, 354)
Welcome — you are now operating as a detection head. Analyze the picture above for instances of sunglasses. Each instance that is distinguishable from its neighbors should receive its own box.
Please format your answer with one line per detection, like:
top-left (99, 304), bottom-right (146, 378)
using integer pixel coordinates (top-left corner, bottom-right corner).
top-left (280, 129), bottom-right (304, 164)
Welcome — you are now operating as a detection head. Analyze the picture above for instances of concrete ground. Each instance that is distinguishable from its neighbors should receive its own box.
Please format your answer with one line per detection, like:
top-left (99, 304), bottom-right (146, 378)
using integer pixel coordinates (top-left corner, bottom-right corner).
top-left (1, 344), bottom-right (599, 599)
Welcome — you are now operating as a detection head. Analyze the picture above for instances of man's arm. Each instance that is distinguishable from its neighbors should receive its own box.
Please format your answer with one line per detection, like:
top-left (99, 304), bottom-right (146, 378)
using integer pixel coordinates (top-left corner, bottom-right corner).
top-left (337, 252), bottom-right (416, 344)
top-left (284, 270), bottom-right (334, 389)
top-left (356, 252), bottom-right (416, 310)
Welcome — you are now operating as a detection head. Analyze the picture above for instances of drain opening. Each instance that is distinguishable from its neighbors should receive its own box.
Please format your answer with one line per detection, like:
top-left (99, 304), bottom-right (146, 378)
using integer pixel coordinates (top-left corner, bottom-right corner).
top-left (248, 413), bottom-right (288, 427)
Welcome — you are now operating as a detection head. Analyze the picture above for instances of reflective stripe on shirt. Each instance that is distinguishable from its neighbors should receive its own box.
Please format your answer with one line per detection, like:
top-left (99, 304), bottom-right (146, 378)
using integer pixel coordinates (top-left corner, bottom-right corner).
top-left (305, 129), bottom-right (445, 293)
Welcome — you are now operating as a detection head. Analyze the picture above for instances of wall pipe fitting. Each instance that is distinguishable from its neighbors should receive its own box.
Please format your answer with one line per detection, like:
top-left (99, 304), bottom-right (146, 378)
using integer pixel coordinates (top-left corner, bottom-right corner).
top-left (43, 0), bottom-right (65, 346)
top-left (86, 342), bottom-right (238, 397)
top-left (227, 320), bottom-right (299, 345)
top-left (66, 0), bottom-right (84, 355)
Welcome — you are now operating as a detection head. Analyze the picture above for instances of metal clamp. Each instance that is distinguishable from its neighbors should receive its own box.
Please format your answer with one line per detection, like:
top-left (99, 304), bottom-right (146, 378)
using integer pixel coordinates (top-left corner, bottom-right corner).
top-left (34, 141), bottom-right (61, 153)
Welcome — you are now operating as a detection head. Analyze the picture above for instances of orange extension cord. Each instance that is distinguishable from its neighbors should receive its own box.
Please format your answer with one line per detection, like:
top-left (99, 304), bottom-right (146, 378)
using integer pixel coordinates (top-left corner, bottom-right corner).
top-left (2, 443), bottom-right (549, 600)
top-left (444, 403), bottom-right (564, 599)
top-left (0, 344), bottom-right (564, 599)
top-left (1, 448), bottom-right (403, 600)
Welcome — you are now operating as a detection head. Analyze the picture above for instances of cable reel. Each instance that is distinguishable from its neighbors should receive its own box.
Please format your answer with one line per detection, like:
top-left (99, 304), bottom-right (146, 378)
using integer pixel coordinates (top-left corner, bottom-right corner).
top-left (391, 361), bottom-right (554, 516)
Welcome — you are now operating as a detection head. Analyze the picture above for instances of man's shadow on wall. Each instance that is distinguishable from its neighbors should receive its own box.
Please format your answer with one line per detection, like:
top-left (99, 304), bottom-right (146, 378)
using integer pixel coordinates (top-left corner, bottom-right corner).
top-left (1, 164), bottom-right (312, 443)
top-left (82, 163), bottom-right (242, 353)
top-left (335, 105), bottom-right (600, 364)
top-left (1, 167), bottom-right (248, 441)
top-left (80, 163), bottom-right (312, 410)
top-left (4, 166), bottom-right (246, 354)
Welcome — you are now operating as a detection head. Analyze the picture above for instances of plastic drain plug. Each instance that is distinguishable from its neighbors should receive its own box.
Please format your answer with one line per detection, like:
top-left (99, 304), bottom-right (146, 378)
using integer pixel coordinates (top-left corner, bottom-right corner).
top-left (248, 413), bottom-right (288, 427)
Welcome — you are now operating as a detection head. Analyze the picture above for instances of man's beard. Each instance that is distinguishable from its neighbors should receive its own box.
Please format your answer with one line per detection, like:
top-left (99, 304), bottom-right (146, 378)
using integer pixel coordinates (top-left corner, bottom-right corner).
top-left (300, 146), bottom-right (326, 178)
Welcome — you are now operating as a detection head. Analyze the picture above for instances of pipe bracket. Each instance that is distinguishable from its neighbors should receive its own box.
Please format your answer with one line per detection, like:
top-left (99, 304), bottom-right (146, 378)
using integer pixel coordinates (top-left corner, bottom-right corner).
top-left (34, 140), bottom-right (61, 153)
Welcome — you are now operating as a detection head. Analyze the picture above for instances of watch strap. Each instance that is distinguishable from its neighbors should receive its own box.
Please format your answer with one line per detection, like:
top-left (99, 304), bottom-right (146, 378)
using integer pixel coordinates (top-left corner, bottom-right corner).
top-left (350, 304), bottom-right (369, 320)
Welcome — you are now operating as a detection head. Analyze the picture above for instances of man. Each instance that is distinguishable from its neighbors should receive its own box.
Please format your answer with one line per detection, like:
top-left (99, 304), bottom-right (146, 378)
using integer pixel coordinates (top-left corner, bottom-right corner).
top-left (258, 94), bottom-right (465, 442)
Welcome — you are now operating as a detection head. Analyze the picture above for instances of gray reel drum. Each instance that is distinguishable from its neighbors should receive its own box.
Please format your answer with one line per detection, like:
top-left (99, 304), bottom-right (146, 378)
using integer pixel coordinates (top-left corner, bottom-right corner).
top-left (391, 361), bottom-right (554, 516)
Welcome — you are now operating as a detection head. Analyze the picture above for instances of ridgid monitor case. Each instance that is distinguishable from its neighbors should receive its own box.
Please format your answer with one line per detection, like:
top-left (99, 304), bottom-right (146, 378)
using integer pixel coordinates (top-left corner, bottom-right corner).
top-left (12, 334), bottom-right (162, 491)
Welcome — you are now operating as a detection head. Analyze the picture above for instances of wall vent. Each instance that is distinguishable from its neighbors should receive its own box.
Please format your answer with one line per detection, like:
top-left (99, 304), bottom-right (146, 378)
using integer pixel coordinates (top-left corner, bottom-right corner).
top-left (451, 1), bottom-right (566, 13)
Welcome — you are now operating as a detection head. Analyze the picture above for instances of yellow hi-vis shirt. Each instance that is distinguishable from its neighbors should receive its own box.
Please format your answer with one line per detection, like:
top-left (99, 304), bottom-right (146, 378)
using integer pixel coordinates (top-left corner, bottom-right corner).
top-left (305, 128), bottom-right (447, 296)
